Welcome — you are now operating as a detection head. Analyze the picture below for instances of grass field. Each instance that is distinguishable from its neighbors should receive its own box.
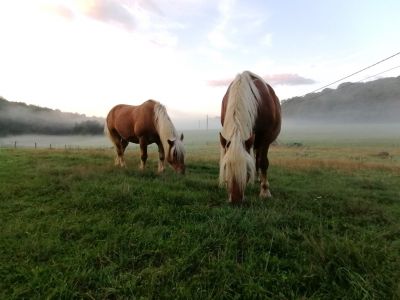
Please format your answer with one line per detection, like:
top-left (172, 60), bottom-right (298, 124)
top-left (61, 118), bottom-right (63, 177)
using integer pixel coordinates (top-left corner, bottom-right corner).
top-left (1, 134), bottom-right (400, 299)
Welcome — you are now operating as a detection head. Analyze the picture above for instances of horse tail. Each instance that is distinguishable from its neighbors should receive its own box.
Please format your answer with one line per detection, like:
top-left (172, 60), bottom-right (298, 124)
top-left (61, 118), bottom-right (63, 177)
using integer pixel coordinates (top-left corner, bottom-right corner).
top-left (104, 118), bottom-right (112, 142)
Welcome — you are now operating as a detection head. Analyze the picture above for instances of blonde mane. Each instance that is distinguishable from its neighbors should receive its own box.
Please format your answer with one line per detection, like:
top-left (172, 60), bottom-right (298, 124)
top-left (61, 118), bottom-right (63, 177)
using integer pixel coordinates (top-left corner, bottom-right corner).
top-left (153, 102), bottom-right (185, 160)
top-left (219, 71), bottom-right (263, 191)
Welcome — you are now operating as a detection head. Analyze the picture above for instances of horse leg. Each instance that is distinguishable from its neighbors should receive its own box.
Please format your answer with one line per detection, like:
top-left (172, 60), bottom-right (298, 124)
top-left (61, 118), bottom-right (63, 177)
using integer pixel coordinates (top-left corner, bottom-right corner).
top-left (139, 137), bottom-right (148, 170)
top-left (109, 130), bottom-right (128, 167)
top-left (258, 145), bottom-right (272, 198)
top-left (157, 142), bottom-right (165, 173)
top-left (113, 138), bottom-right (128, 167)
top-left (255, 148), bottom-right (261, 182)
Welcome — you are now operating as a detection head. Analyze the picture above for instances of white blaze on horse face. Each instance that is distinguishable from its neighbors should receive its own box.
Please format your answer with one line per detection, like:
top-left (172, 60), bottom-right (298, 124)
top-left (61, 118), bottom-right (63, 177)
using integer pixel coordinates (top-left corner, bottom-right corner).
top-left (228, 176), bottom-right (245, 203)
top-left (167, 139), bottom-right (185, 174)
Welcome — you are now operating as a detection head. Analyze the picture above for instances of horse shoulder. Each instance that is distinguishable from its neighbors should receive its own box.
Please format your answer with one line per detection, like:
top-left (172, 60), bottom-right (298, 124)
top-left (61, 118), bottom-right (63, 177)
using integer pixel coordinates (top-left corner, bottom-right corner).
top-left (251, 80), bottom-right (281, 141)
top-left (132, 101), bottom-right (158, 138)
top-left (110, 105), bottom-right (136, 139)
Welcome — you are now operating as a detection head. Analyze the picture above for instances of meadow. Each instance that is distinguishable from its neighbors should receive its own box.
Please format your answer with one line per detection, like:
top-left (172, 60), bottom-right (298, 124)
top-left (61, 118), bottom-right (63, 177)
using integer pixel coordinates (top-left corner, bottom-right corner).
top-left (1, 129), bottom-right (400, 299)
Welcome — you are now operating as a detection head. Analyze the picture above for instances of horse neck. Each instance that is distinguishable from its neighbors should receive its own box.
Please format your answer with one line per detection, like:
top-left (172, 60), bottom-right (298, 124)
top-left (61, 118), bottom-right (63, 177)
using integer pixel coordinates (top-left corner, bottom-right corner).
top-left (154, 103), bottom-right (178, 151)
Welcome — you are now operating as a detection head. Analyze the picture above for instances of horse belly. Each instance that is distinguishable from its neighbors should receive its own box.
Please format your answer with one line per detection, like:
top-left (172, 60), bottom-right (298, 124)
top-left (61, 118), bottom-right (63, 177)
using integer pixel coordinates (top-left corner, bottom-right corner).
top-left (134, 129), bottom-right (160, 145)
top-left (110, 121), bottom-right (137, 143)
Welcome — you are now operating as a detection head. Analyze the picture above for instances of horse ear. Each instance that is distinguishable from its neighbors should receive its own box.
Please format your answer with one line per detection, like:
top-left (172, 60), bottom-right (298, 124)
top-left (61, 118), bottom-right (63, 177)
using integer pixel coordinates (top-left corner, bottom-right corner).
top-left (168, 138), bottom-right (176, 146)
top-left (219, 132), bottom-right (227, 148)
top-left (245, 133), bottom-right (255, 152)
top-left (180, 133), bottom-right (184, 141)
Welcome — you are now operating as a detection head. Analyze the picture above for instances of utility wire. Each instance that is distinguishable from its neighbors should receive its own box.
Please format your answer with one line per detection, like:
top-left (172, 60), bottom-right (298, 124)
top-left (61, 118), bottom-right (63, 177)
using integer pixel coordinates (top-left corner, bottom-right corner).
top-left (356, 65), bottom-right (400, 83)
top-left (306, 51), bottom-right (400, 95)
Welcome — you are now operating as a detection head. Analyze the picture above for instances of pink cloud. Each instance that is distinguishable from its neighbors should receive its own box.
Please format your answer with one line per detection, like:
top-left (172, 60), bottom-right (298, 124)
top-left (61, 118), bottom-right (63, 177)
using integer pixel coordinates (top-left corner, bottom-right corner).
top-left (42, 3), bottom-right (75, 20)
top-left (263, 73), bottom-right (315, 85)
top-left (81, 0), bottom-right (136, 31)
top-left (75, 0), bottom-right (161, 31)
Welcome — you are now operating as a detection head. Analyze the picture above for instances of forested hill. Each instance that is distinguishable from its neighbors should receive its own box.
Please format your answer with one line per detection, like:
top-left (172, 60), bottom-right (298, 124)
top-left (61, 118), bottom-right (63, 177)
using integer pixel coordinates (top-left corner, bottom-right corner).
top-left (281, 76), bottom-right (400, 123)
top-left (0, 97), bottom-right (105, 136)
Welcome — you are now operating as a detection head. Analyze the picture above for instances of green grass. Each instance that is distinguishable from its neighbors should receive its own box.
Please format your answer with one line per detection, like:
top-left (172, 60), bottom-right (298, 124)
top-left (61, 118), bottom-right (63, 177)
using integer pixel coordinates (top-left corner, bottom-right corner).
top-left (1, 145), bottom-right (399, 299)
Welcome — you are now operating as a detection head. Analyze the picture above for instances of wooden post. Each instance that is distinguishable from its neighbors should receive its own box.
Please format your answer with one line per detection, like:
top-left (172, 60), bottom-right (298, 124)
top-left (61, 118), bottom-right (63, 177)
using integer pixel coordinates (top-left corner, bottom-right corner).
top-left (14, 141), bottom-right (17, 148)
top-left (50, 144), bottom-right (52, 149)
top-left (35, 142), bottom-right (37, 149)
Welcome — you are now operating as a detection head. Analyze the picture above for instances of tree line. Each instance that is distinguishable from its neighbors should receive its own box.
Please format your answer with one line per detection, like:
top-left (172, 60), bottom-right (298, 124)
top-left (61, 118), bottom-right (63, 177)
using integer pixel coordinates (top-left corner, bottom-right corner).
top-left (0, 97), bottom-right (104, 136)
top-left (281, 76), bottom-right (400, 123)
top-left (0, 119), bottom-right (104, 136)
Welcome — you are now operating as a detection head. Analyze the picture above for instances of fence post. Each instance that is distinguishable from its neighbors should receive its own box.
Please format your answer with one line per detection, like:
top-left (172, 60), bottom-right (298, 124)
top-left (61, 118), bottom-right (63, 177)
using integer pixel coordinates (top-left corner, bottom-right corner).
top-left (50, 144), bottom-right (52, 149)
top-left (14, 141), bottom-right (17, 148)
top-left (35, 142), bottom-right (37, 149)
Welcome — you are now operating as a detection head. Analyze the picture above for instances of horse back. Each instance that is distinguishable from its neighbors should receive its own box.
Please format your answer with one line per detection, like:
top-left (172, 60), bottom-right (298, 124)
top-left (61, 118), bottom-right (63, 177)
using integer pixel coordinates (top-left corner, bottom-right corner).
top-left (252, 76), bottom-right (281, 145)
top-left (106, 100), bottom-right (158, 142)
top-left (220, 74), bottom-right (281, 145)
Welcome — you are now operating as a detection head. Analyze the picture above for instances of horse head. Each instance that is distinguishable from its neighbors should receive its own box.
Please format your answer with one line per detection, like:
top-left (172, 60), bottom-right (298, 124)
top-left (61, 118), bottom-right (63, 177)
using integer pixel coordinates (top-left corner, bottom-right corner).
top-left (219, 131), bottom-right (255, 203)
top-left (167, 133), bottom-right (185, 174)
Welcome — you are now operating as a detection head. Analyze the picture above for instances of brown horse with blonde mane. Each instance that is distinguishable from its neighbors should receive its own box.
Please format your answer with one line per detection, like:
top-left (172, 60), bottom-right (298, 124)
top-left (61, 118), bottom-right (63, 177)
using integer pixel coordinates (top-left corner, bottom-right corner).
top-left (105, 100), bottom-right (185, 174)
top-left (219, 71), bottom-right (281, 203)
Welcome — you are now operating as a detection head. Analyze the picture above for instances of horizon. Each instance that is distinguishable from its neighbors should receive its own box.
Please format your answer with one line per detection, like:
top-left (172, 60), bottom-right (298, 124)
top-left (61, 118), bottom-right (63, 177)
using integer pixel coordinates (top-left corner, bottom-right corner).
top-left (1, 1), bottom-right (400, 120)
top-left (2, 74), bottom-right (400, 130)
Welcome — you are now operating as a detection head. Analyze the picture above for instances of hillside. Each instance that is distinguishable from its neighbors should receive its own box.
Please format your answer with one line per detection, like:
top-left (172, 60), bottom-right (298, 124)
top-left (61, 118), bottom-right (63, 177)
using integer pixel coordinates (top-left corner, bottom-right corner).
top-left (0, 97), bottom-right (104, 136)
top-left (281, 76), bottom-right (400, 123)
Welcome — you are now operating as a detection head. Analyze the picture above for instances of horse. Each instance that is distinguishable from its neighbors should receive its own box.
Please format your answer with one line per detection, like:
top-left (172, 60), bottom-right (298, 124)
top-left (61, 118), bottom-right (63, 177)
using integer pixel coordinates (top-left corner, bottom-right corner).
top-left (219, 71), bottom-right (281, 203)
top-left (105, 100), bottom-right (185, 174)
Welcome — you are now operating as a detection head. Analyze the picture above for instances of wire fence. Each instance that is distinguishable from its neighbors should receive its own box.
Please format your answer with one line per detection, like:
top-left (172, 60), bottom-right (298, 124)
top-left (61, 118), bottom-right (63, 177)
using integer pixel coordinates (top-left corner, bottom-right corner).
top-left (0, 135), bottom-right (111, 150)
top-left (0, 130), bottom-right (220, 150)
top-left (0, 141), bottom-right (111, 150)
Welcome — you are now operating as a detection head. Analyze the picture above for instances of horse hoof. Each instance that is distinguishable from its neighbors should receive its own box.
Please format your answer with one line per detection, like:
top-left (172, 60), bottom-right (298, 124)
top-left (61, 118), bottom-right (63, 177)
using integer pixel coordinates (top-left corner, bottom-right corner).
top-left (260, 190), bottom-right (272, 198)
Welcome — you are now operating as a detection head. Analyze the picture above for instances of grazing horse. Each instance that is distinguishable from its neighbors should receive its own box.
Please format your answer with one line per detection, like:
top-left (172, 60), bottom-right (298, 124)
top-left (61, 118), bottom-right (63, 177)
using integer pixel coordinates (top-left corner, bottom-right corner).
top-left (105, 100), bottom-right (185, 174)
top-left (219, 71), bottom-right (281, 203)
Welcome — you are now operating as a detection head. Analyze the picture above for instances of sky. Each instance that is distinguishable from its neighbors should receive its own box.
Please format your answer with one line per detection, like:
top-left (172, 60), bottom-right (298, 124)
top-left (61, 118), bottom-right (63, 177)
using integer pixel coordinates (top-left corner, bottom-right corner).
top-left (1, 0), bottom-right (400, 128)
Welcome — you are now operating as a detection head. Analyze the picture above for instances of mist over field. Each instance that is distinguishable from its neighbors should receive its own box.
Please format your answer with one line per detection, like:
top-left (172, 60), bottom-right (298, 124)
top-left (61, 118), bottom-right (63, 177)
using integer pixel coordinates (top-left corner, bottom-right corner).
top-left (281, 76), bottom-right (400, 124)
top-left (1, 76), bottom-right (399, 147)
top-left (280, 122), bottom-right (400, 146)
top-left (277, 76), bottom-right (400, 144)
top-left (1, 80), bottom-right (400, 300)
top-left (0, 130), bottom-right (222, 149)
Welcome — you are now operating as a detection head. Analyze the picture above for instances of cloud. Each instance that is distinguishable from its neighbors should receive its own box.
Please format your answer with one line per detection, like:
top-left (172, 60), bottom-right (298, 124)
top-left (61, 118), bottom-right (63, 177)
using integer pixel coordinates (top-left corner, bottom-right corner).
top-left (41, 3), bottom-right (75, 20)
top-left (260, 33), bottom-right (272, 47)
top-left (207, 73), bottom-right (316, 87)
top-left (264, 74), bottom-right (316, 85)
top-left (206, 1), bottom-right (273, 51)
top-left (207, 78), bottom-right (233, 87)
top-left (207, 0), bottom-right (236, 49)
top-left (74, 0), bottom-right (179, 47)
top-left (79, 0), bottom-right (136, 30)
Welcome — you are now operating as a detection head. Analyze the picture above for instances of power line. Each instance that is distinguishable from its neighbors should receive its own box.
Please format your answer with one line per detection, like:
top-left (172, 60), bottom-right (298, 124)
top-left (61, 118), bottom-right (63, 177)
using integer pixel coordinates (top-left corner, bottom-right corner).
top-left (356, 65), bottom-right (400, 83)
top-left (306, 51), bottom-right (400, 95)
